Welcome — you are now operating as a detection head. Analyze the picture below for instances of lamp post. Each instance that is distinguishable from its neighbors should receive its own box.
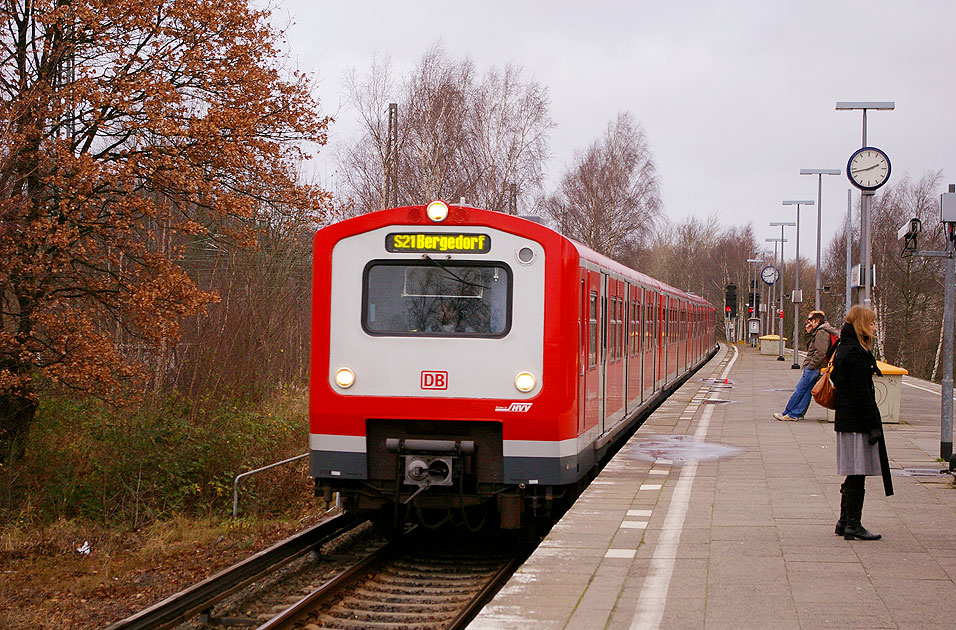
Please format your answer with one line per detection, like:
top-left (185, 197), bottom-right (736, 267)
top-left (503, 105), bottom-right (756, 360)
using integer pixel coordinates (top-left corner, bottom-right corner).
top-left (769, 222), bottom-right (795, 361)
top-left (800, 168), bottom-right (841, 311)
top-left (782, 199), bottom-right (814, 369)
top-left (746, 257), bottom-right (763, 345)
top-left (836, 101), bottom-right (895, 308)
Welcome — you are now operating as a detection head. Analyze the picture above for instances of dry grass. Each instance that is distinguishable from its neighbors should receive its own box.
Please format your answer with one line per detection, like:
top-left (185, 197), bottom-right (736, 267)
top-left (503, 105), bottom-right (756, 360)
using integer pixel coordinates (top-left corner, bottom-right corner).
top-left (0, 508), bottom-right (323, 629)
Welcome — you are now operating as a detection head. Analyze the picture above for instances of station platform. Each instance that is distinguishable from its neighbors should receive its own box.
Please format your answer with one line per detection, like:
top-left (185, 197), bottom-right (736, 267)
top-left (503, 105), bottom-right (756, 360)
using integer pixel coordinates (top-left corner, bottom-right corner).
top-left (470, 342), bottom-right (956, 629)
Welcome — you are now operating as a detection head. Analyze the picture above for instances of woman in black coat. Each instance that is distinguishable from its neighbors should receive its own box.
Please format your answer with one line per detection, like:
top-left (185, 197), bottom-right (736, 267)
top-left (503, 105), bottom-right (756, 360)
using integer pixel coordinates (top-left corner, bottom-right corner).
top-left (830, 305), bottom-right (883, 541)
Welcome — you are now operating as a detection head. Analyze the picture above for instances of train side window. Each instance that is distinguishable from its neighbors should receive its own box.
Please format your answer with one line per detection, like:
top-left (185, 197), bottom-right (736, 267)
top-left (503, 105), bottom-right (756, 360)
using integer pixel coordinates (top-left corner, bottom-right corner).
top-left (588, 291), bottom-right (598, 368)
top-left (362, 261), bottom-right (512, 337)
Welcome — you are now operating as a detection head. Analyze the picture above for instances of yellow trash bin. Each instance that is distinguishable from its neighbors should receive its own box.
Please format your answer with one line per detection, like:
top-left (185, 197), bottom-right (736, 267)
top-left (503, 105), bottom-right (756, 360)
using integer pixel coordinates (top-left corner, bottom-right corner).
top-left (759, 335), bottom-right (786, 355)
top-left (825, 361), bottom-right (908, 424)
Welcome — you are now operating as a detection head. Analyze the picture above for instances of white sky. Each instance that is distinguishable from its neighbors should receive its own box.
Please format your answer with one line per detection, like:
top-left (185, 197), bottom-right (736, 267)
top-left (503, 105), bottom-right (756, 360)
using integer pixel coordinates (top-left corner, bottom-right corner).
top-left (273, 0), bottom-right (956, 263)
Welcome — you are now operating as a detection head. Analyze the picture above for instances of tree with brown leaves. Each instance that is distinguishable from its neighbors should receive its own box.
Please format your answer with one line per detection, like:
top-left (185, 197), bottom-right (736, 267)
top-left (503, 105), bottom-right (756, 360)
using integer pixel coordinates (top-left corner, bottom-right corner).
top-left (0, 0), bottom-right (330, 459)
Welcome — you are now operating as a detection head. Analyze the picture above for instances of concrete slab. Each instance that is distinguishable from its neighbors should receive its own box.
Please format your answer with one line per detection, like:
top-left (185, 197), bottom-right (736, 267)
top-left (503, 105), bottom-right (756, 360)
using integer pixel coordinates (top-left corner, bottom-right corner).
top-left (469, 343), bottom-right (956, 629)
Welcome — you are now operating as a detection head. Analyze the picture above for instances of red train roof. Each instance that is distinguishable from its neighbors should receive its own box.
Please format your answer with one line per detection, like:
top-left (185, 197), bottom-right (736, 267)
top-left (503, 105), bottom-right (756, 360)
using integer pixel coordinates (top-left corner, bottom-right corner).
top-left (317, 204), bottom-right (713, 309)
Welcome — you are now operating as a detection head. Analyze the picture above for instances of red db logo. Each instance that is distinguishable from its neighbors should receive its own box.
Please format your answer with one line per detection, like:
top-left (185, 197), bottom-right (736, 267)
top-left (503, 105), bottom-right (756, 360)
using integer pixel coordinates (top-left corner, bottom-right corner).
top-left (421, 371), bottom-right (448, 390)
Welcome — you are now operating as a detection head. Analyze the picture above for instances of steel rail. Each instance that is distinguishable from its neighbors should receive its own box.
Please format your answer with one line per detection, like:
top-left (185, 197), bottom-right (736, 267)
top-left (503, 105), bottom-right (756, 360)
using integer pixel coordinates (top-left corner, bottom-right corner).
top-left (442, 548), bottom-right (531, 630)
top-left (256, 538), bottom-right (400, 630)
top-left (104, 512), bottom-right (367, 630)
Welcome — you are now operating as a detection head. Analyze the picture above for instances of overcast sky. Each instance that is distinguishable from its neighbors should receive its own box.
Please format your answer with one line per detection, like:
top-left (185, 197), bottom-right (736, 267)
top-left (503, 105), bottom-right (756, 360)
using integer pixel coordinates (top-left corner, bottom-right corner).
top-left (274, 0), bottom-right (955, 263)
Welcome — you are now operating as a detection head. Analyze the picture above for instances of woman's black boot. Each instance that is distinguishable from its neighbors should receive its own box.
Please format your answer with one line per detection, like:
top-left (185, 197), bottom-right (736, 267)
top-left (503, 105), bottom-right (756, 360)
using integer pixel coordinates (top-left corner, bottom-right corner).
top-left (835, 482), bottom-right (849, 535)
top-left (843, 487), bottom-right (881, 541)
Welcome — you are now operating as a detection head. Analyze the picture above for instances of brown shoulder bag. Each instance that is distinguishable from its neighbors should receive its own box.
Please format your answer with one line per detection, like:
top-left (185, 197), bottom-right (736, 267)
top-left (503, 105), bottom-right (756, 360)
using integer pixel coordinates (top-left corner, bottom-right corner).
top-left (811, 341), bottom-right (839, 409)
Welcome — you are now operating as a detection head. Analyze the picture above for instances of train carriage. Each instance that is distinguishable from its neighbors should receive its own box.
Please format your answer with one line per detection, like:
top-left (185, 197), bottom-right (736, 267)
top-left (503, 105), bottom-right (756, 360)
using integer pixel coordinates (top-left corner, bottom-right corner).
top-left (310, 201), bottom-right (716, 530)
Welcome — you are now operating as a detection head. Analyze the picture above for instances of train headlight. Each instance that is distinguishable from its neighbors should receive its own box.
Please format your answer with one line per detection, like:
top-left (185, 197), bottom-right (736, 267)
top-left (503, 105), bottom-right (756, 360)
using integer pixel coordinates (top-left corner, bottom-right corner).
top-left (514, 371), bottom-right (536, 392)
top-left (426, 200), bottom-right (449, 222)
top-left (334, 368), bottom-right (355, 389)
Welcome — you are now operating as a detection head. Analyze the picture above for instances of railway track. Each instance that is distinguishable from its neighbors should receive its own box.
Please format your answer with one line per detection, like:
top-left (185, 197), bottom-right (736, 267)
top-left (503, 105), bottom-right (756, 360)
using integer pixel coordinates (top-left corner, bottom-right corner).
top-left (259, 530), bottom-right (529, 630)
top-left (106, 513), bottom-right (528, 630)
top-left (104, 512), bottom-right (369, 630)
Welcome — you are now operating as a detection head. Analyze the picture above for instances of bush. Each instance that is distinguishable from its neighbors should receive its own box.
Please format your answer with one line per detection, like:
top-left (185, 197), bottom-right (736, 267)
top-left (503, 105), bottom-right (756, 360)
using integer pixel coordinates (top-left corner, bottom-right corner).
top-left (0, 387), bottom-right (310, 528)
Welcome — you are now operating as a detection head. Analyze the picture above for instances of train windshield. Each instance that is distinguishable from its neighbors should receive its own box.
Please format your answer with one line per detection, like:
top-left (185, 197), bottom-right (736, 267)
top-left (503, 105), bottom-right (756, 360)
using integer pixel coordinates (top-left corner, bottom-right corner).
top-left (362, 260), bottom-right (512, 337)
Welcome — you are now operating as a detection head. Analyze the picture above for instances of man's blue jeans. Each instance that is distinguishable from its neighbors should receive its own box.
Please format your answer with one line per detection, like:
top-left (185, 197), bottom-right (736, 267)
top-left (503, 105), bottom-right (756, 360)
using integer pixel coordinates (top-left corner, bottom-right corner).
top-left (782, 367), bottom-right (821, 418)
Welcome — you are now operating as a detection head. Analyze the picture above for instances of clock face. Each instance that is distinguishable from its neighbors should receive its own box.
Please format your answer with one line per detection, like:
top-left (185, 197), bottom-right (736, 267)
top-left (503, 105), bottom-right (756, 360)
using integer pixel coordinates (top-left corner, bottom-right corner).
top-left (847, 147), bottom-right (891, 191)
top-left (760, 265), bottom-right (779, 285)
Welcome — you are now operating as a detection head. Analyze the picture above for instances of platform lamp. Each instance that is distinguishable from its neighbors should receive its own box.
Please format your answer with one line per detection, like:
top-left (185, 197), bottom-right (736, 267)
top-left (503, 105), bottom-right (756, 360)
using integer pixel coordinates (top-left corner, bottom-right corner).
top-left (770, 221), bottom-right (795, 362)
top-left (782, 201), bottom-right (813, 368)
top-left (746, 257), bottom-right (762, 345)
top-left (799, 169), bottom-right (841, 310)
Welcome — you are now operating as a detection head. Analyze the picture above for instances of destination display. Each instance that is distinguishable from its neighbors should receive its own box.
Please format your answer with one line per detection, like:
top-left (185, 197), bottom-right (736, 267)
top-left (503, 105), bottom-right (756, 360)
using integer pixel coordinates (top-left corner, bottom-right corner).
top-left (386, 232), bottom-right (491, 254)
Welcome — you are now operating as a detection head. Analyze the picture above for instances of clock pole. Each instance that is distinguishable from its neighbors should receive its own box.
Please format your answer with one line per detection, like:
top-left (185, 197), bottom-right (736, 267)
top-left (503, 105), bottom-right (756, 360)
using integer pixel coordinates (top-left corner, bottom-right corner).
top-left (836, 102), bottom-right (895, 308)
top-left (770, 221), bottom-right (795, 361)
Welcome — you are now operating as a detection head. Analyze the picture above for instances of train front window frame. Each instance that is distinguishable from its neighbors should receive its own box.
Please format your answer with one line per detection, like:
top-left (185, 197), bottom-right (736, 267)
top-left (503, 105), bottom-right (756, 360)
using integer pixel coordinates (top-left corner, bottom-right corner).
top-left (361, 260), bottom-right (513, 338)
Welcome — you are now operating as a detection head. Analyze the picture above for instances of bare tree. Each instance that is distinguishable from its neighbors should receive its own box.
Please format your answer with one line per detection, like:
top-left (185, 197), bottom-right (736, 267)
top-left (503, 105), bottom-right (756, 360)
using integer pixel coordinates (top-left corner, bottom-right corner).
top-left (543, 112), bottom-right (661, 258)
top-left (338, 43), bottom-right (552, 213)
top-left (870, 171), bottom-right (945, 368)
top-left (465, 64), bottom-right (551, 213)
top-left (823, 171), bottom-right (946, 377)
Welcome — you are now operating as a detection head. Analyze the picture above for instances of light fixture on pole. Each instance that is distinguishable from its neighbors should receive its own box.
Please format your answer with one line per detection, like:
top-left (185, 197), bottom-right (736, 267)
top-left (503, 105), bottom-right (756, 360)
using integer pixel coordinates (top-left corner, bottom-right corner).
top-left (782, 200), bottom-right (814, 369)
top-left (800, 168), bottom-right (841, 310)
top-left (836, 101), bottom-right (895, 308)
top-left (769, 221), bottom-right (795, 361)
top-left (746, 257), bottom-right (762, 344)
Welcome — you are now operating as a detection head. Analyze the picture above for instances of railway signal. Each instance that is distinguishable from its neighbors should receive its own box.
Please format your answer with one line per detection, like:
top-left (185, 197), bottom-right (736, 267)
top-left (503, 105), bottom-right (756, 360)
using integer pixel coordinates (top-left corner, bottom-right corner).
top-left (725, 283), bottom-right (737, 318)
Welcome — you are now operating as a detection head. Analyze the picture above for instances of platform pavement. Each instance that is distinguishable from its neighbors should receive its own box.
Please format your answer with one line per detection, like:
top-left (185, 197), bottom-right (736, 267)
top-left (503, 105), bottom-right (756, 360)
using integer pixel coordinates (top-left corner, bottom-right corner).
top-left (470, 342), bottom-right (956, 629)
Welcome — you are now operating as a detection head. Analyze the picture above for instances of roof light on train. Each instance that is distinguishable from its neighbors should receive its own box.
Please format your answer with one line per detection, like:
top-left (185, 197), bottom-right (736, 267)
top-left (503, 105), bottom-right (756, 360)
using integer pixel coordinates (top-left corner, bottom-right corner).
top-left (334, 368), bottom-right (355, 389)
top-left (514, 371), bottom-right (536, 393)
top-left (426, 200), bottom-right (449, 222)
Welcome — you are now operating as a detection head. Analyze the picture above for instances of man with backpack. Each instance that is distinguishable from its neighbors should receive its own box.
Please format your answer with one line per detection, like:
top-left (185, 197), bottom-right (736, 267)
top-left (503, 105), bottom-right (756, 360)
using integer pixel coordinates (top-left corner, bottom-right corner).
top-left (774, 310), bottom-right (841, 421)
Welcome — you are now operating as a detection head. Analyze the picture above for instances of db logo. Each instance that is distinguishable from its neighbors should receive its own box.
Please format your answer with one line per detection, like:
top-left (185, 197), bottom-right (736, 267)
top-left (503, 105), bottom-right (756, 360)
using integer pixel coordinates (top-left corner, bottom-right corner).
top-left (421, 371), bottom-right (448, 390)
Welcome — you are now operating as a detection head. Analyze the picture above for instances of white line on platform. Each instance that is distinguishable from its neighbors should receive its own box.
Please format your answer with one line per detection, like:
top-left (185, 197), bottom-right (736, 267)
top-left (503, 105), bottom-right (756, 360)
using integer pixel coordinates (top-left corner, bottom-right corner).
top-left (902, 378), bottom-right (956, 399)
top-left (627, 509), bottom-right (653, 517)
top-left (621, 521), bottom-right (648, 529)
top-left (629, 344), bottom-right (739, 630)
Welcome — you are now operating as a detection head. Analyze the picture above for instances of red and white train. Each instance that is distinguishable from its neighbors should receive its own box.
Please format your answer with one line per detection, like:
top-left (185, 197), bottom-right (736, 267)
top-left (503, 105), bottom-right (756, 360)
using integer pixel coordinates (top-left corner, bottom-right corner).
top-left (310, 201), bottom-right (716, 531)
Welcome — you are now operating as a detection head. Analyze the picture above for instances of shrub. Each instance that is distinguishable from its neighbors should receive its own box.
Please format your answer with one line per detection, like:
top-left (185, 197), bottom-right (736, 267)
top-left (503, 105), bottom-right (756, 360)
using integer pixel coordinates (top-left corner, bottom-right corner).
top-left (0, 387), bottom-right (310, 528)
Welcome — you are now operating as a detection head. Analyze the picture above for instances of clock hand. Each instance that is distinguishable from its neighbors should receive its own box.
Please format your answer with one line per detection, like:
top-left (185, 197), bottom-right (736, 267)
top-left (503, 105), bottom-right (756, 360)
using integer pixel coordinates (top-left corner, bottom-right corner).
top-left (851, 163), bottom-right (881, 174)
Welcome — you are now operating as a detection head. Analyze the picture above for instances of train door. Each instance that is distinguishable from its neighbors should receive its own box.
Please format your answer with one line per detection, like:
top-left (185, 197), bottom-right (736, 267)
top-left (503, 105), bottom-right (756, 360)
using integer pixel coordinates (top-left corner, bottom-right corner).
top-left (659, 294), bottom-right (666, 387)
top-left (680, 300), bottom-right (687, 374)
top-left (673, 299), bottom-right (684, 376)
top-left (584, 271), bottom-right (601, 434)
top-left (627, 285), bottom-right (642, 410)
top-left (600, 274), bottom-right (608, 434)
top-left (653, 293), bottom-right (664, 391)
top-left (669, 297), bottom-right (678, 381)
top-left (578, 271), bottom-right (588, 435)
top-left (606, 278), bottom-right (624, 424)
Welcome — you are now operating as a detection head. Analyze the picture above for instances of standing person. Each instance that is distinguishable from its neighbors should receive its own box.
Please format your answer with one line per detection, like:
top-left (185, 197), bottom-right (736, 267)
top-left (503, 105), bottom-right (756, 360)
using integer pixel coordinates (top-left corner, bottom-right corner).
top-left (831, 305), bottom-right (887, 541)
top-left (773, 310), bottom-right (841, 421)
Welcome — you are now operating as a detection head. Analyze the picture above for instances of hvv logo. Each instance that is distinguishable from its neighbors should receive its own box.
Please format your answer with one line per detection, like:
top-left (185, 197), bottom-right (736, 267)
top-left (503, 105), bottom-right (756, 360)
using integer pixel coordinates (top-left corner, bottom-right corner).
top-left (495, 402), bottom-right (533, 412)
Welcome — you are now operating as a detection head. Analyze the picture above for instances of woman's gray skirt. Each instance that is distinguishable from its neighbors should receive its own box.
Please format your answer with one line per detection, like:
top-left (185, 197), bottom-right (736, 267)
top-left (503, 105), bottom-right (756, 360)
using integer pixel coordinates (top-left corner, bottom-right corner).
top-left (836, 431), bottom-right (881, 476)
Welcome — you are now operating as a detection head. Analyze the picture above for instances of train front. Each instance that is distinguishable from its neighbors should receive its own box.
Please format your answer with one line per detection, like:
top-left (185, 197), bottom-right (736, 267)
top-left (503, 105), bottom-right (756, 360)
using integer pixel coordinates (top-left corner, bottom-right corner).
top-left (309, 201), bottom-right (578, 531)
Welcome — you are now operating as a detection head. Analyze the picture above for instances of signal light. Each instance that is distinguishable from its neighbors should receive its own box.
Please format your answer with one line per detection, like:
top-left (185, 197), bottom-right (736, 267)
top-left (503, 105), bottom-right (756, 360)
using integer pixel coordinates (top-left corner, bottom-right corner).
top-left (725, 306), bottom-right (731, 314)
